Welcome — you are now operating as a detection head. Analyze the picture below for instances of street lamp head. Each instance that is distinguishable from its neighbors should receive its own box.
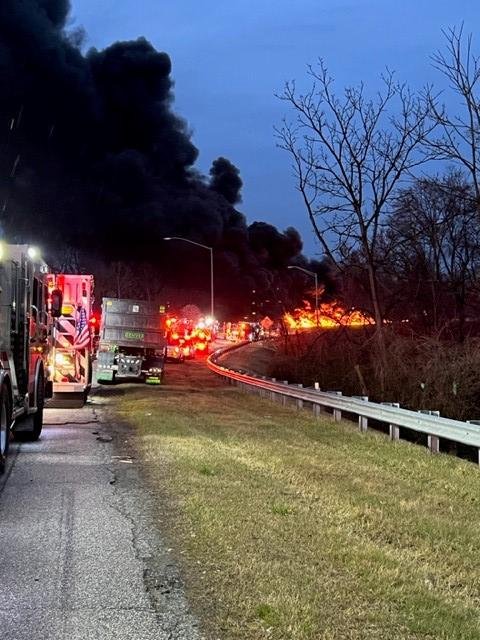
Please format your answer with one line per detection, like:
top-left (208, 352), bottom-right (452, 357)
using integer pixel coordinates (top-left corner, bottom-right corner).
top-left (161, 235), bottom-right (214, 319)
top-left (288, 264), bottom-right (315, 277)
top-left (287, 264), bottom-right (319, 326)
top-left (27, 246), bottom-right (40, 260)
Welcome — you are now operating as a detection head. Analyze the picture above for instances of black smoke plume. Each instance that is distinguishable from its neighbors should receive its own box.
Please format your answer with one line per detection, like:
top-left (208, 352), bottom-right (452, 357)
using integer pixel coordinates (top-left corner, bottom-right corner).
top-left (209, 157), bottom-right (242, 204)
top-left (0, 0), bottom-right (334, 316)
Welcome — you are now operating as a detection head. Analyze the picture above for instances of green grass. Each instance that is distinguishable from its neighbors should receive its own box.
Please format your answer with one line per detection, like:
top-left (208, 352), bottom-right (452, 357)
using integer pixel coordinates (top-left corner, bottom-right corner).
top-left (110, 379), bottom-right (480, 640)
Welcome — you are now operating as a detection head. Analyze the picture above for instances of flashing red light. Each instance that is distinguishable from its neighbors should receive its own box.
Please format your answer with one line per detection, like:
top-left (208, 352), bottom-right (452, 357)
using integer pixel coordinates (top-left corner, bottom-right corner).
top-left (89, 314), bottom-right (100, 334)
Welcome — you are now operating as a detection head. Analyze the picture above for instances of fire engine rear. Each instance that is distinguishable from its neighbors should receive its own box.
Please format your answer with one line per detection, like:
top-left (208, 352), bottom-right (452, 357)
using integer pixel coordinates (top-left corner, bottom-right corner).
top-left (47, 274), bottom-right (94, 407)
top-left (0, 244), bottom-right (55, 473)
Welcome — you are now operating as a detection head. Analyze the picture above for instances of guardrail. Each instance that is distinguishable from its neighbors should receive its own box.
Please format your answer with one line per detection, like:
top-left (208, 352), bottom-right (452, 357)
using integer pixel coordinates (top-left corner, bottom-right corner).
top-left (207, 343), bottom-right (480, 464)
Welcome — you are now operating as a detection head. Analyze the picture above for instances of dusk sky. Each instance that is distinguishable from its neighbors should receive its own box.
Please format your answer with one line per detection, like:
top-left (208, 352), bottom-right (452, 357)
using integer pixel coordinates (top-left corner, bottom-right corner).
top-left (71, 1), bottom-right (480, 257)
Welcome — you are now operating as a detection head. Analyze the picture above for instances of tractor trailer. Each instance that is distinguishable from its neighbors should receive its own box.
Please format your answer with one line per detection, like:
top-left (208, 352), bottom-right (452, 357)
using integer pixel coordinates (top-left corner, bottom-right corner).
top-left (97, 298), bottom-right (167, 384)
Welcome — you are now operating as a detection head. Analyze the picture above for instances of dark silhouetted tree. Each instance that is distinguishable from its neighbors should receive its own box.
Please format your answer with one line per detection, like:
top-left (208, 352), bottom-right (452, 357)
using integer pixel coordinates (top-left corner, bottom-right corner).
top-left (386, 171), bottom-right (480, 339)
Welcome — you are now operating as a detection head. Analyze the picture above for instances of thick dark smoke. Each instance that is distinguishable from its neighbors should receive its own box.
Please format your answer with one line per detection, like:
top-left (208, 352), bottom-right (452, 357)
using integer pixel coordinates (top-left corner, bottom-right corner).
top-left (0, 0), bottom-right (334, 316)
top-left (209, 157), bottom-right (242, 204)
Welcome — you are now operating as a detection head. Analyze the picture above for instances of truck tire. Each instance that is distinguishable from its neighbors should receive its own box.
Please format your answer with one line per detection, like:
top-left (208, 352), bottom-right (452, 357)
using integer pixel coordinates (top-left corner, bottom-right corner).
top-left (87, 356), bottom-right (93, 386)
top-left (30, 370), bottom-right (45, 441)
top-left (16, 370), bottom-right (45, 441)
top-left (83, 355), bottom-right (93, 403)
top-left (0, 384), bottom-right (11, 474)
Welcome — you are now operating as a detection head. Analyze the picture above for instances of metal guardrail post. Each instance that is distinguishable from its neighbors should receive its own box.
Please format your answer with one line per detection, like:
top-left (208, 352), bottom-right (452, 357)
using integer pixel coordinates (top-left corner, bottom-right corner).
top-left (354, 396), bottom-right (369, 431)
top-left (270, 378), bottom-right (278, 402)
top-left (467, 421), bottom-right (480, 464)
top-left (389, 424), bottom-right (400, 441)
top-left (269, 378), bottom-right (277, 401)
top-left (327, 391), bottom-right (342, 421)
top-left (428, 435), bottom-right (440, 454)
top-left (382, 403), bottom-right (401, 440)
top-left (312, 383), bottom-right (324, 418)
top-left (296, 384), bottom-right (304, 410)
top-left (419, 411), bottom-right (441, 454)
top-left (261, 376), bottom-right (268, 398)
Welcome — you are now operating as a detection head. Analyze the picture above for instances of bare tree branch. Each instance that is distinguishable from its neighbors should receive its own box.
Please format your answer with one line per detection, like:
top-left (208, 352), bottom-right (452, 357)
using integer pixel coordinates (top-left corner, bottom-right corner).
top-left (428, 25), bottom-right (480, 202)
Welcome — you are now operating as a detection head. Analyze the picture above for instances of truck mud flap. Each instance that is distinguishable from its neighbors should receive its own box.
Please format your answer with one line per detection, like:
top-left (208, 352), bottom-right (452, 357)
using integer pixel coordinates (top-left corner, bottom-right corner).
top-left (46, 392), bottom-right (86, 408)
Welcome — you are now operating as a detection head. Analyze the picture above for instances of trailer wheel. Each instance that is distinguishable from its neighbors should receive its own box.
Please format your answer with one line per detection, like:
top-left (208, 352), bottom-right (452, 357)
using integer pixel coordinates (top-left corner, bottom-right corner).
top-left (87, 356), bottom-right (93, 386)
top-left (0, 384), bottom-right (11, 474)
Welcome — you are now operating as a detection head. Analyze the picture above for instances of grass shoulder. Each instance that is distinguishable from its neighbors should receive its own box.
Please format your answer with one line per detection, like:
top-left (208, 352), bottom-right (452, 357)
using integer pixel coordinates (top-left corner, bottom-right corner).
top-left (111, 377), bottom-right (480, 640)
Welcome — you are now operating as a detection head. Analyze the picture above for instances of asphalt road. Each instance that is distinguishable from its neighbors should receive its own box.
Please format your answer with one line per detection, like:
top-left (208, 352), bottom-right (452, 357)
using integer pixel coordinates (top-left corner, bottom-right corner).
top-left (0, 392), bottom-right (203, 640)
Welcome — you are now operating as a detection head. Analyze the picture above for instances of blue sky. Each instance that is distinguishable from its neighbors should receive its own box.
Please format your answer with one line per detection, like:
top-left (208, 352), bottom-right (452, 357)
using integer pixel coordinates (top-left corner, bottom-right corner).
top-left (71, 1), bottom-right (480, 257)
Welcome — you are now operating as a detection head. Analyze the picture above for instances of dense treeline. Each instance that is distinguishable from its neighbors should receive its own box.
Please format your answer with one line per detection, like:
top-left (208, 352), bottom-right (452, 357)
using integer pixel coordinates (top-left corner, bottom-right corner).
top-left (340, 170), bottom-right (480, 339)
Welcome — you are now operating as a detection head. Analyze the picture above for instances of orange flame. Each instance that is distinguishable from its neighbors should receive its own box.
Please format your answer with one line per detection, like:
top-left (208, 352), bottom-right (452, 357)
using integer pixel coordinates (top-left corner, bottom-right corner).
top-left (283, 302), bottom-right (373, 330)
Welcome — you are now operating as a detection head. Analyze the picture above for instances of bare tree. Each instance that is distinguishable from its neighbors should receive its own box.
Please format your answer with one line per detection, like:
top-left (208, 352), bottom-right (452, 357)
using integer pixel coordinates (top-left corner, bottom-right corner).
top-left (429, 25), bottom-right (480, 204)
top-left (277, 61), bottom-right (434, 334)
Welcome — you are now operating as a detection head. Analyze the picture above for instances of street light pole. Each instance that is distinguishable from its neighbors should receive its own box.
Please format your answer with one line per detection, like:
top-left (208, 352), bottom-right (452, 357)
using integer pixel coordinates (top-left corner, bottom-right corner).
top-left (287, 265), bottom-right (319, 327)
top-left (163, 237), bottom-right (214, 319)
top-left (209, 245), bottom-right (214, 321)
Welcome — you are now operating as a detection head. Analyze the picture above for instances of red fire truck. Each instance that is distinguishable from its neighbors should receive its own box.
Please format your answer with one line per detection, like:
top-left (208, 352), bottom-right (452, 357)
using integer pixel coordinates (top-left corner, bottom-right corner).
top-left (47, 274), bottom-right (94, 406)
top-left (0, 244), bottom-right (57, 472)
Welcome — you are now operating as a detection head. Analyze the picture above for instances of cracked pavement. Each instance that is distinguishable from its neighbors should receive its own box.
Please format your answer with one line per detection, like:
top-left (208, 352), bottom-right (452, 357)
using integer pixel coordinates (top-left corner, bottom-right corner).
top-left (0, 396), bottom-right (203, 640)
